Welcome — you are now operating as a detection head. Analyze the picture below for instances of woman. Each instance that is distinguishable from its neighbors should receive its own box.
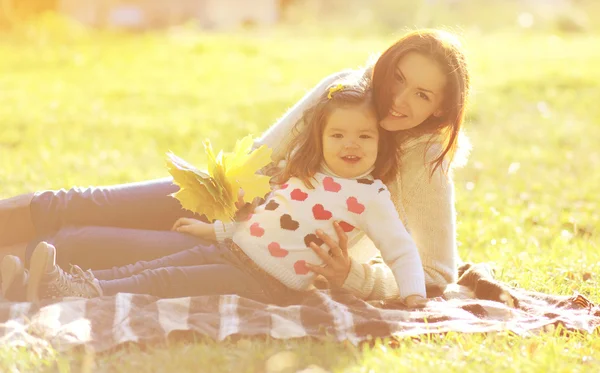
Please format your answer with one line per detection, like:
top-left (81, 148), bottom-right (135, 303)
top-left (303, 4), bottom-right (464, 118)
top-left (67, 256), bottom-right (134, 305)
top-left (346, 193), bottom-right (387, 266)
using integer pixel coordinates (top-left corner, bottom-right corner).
top-left (0, 29), bottom-right (469, 301)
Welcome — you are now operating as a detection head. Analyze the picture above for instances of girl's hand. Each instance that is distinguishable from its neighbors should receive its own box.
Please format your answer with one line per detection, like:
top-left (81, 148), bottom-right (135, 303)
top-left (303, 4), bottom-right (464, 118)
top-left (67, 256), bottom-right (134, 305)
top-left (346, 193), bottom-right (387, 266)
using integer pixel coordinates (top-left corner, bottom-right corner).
top-left (306, 221), bottom-right (351, 288)
top-left (404, 295), bottom-right (427, 308)
top-left (234, 188), bottom-right (256, 222)
top-left (172, 218), bottom-right (216, 241)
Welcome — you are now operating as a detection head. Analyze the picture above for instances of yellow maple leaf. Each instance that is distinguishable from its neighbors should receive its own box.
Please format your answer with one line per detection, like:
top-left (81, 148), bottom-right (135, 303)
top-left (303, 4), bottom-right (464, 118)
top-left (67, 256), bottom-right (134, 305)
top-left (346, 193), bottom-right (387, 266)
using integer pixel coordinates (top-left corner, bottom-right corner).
top-left (166, 135), bottom-right (273, 222)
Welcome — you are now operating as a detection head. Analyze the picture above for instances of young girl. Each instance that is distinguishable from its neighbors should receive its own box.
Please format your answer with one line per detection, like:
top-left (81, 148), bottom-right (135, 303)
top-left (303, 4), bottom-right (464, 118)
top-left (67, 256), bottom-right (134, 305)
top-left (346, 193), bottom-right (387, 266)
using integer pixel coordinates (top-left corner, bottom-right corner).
top-left (8, 74), bottom-right (427, 306)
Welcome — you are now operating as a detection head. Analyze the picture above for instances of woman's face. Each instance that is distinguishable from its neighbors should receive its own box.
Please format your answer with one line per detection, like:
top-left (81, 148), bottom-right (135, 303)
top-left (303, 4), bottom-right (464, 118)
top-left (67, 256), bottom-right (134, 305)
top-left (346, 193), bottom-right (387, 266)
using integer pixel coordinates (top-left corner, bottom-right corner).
top-left (380, 52), bottom-right (448, 132)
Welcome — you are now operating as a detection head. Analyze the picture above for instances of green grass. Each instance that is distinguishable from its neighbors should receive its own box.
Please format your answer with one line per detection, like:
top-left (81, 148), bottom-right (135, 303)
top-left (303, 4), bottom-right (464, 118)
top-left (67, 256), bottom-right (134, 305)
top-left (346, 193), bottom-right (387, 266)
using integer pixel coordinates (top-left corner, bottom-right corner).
top-left (1, 17), bottom-right (600, 373)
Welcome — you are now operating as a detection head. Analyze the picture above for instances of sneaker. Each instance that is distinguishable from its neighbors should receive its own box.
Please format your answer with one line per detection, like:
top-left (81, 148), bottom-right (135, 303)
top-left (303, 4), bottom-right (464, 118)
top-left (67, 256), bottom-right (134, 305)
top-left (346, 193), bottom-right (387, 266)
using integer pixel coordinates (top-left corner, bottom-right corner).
top-left (27, 242), bottom-right (102, 302)
top-left (1, 255), bottom-right (28, 302)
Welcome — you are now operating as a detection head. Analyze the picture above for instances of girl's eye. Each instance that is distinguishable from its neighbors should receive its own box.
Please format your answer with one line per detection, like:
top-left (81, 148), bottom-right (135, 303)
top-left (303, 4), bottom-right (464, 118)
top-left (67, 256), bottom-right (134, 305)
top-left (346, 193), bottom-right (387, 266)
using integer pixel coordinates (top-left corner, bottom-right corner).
top-left (417, 92), bottom-right (430, 101)
top-left (359, 135), bottom-right (372, 139)
top-left (331, 134), bottom-right (343, 138)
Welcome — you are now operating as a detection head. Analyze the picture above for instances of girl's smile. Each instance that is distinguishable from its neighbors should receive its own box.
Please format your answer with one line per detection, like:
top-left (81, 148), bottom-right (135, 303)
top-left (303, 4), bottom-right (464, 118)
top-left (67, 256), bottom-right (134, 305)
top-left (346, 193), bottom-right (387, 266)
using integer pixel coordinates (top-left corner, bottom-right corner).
top-left (322, 103), bottom-right (379, 178)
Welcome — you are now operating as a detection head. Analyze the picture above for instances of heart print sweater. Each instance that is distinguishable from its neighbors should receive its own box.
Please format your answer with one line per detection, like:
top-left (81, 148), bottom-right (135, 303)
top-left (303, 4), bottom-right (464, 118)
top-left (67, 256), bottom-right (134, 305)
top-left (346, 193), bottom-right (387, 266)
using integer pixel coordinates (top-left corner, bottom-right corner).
top-left (215, 172), bottom-right (426, 300)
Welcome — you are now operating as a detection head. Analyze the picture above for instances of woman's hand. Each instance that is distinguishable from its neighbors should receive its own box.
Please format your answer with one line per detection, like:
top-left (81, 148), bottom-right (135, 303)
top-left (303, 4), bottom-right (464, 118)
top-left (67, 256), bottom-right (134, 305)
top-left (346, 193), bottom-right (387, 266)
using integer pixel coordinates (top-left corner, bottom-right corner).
top-left (306, 221), bottom-right (351, 288)
top-left (172, 218), bottom-right (216, 241)
top-left (404, 295), bottom-right (428, 308)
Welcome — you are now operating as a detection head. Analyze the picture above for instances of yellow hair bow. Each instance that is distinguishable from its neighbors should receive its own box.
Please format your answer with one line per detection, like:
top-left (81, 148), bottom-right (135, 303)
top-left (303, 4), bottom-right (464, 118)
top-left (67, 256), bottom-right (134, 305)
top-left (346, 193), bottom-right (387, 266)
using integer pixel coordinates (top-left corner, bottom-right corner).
top-left (327, 84), bottom-right (344, 99)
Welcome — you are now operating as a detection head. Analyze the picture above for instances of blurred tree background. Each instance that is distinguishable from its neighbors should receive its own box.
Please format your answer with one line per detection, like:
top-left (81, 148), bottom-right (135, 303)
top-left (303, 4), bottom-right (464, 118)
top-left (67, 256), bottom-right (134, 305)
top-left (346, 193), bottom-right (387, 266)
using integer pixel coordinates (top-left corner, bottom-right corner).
top-left (1, 0), bottom-right (597, 34)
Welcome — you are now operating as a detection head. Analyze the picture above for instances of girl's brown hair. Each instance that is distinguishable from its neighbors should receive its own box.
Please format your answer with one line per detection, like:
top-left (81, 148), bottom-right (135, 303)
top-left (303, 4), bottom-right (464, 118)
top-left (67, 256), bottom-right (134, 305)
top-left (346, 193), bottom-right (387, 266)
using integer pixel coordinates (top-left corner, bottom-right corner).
top-left (277, 75), bottom-right (399, 188)
top-left (371, 29), bottom-right (470, 173)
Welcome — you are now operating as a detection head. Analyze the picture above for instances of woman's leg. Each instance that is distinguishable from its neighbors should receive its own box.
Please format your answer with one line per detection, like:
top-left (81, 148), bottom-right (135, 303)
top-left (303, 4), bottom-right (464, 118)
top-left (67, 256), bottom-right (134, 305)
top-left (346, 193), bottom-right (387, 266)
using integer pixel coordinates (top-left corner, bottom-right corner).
top-left (2, 178), bottom-right (204, 249)
top-left (28, 225), bottom-right (210, 270)
top-left (0, 193), bottom-right (35, 247)
top-left (30, 178), bottom-right (200, 236)
top-left (98, 264), bottom-right (268, 301)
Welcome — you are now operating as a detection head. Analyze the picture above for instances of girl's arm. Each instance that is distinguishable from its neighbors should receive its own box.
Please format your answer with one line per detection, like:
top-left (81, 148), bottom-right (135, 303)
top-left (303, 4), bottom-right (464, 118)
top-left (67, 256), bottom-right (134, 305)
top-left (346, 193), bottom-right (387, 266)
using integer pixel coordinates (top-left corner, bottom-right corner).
top-left (253, 70), bottom-right (353, 164)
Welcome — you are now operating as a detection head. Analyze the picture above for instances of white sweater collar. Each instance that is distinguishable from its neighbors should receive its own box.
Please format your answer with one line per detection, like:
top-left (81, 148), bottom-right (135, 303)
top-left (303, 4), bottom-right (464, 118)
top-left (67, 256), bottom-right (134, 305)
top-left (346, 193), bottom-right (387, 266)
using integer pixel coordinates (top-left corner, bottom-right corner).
top-left (319, 162), bottom-right (374, 180)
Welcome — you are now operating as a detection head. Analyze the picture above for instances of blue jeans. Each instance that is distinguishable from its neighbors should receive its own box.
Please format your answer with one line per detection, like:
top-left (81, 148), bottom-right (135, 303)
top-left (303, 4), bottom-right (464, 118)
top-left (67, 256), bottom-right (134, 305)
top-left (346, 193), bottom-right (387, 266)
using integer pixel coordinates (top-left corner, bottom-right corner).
top-left (92, 244), bottom-right (269, 301)
top-left (26, 177), bottom-right (202, 269)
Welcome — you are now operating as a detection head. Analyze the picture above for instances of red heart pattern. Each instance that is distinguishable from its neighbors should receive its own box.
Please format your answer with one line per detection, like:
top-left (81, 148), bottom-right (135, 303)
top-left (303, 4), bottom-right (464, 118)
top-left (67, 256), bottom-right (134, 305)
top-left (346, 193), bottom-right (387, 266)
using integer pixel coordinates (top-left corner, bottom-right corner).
top-left (347, 197), bottom-right (365, 214)
top-left (294, 260), bottom-right (310, 275)
top-left (323, 177), bottom-right (341, 192)
top-left (268, 242), bottom-right (288, 258)
top-left (290, 188), bottom-right (308, 201)
top-left (338, 221), bottom-right (355, 233)
top-left (312, 204), bottom-right (332, 220)
top-left (249, 222), bottom-right (264, 237)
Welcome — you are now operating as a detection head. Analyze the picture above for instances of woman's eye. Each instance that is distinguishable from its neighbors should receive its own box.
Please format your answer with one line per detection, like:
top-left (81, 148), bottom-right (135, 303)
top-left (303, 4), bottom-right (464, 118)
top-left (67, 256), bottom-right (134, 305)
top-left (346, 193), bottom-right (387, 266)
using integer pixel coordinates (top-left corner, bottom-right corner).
top-left (417, 92), bottom-right (430, 101)
top-left (359, 135), bottom-right (372, 139)
top-left (331, 134), bottom-right (343, 138)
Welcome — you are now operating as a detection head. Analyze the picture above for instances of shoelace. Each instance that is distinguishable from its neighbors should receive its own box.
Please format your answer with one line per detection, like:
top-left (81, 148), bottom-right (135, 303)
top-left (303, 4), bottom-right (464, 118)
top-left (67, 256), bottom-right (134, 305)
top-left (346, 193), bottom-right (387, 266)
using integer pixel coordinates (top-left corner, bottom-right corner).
top-left (51, 265), bottom-right (98, 297)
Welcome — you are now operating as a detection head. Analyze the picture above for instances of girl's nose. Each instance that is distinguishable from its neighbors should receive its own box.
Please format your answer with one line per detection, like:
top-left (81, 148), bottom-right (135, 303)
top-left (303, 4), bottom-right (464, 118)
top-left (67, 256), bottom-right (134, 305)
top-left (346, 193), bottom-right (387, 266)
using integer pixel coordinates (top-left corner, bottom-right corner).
top-left (344, 140), bottom-right (359, 149)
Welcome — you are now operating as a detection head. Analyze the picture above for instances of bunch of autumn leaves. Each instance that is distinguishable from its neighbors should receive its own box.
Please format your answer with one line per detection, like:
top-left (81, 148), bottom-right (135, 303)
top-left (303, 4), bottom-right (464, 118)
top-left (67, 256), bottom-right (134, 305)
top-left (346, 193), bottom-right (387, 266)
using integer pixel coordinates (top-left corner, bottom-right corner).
top-left (166, 135), bottom-right (273, 223)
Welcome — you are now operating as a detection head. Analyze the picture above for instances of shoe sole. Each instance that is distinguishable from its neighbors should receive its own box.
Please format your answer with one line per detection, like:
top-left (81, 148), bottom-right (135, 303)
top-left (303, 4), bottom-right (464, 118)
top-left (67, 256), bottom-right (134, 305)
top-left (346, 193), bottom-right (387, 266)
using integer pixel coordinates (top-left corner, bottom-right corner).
top-left (26, 242), bottom-right (52, 302)
top-left (1, 256), bottom-right (23, 296)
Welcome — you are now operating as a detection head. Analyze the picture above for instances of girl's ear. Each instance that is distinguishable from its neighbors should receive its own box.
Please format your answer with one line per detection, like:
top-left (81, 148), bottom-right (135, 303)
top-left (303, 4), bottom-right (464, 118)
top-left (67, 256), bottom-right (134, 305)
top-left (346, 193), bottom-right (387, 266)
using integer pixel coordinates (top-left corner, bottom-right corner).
top-left (433, 109), bottom-right (444, 118)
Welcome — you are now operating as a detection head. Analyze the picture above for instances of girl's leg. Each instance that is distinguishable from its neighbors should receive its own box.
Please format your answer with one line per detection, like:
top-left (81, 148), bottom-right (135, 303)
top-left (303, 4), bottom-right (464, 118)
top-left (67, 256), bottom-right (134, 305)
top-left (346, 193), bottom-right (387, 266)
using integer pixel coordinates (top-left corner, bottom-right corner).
top-left (28, 242), bottom-right (268, 302)
top-left (91, 242), bottom-right (230, 281)
top-left (31, 225), bottom-right (209, 271)
top-left (99, 264), bottom-right (268, 301)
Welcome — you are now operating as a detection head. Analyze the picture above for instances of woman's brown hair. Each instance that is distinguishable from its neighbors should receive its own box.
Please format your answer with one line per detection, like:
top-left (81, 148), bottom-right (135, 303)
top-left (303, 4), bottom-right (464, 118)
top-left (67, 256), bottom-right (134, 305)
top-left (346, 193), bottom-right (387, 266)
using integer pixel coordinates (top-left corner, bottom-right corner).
top-left (277, 74), bottom-right (399, 188)
top-left (371, 29), bottom-right (470, 173)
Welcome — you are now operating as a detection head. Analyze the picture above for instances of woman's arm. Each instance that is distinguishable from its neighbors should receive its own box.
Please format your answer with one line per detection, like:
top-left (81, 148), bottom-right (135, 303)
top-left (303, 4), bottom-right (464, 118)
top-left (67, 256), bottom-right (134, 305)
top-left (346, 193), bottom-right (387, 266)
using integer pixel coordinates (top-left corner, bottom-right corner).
top-left (357, 186), bottom-right (427, 300)
top-left (253, 70), bottom-right (353, 164)
top-left (396, 140), bottom-right (459, 286)
top-left (312, 139), bottom-right (459, 300)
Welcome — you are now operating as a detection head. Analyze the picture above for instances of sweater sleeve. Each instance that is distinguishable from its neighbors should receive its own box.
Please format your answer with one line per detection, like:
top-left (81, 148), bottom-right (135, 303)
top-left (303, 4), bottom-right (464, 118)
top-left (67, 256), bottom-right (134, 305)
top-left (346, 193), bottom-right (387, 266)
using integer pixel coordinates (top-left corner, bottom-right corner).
top-left (356, 186), bottom-right (427, 300)
top-left (213, 221), bottom-right (238, 244)
top-left (252, 70), bottom-right (353, 164)
top-left (398, 141), bottom-right (459, 286)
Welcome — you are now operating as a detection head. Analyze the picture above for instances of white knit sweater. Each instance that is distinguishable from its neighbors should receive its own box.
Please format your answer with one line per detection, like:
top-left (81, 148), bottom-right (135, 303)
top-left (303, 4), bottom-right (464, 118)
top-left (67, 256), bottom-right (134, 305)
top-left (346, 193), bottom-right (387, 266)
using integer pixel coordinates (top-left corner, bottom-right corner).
top-left (217, 173), bottom-right (426, 300)
top-left (224, 70), bottom-right (460, 300)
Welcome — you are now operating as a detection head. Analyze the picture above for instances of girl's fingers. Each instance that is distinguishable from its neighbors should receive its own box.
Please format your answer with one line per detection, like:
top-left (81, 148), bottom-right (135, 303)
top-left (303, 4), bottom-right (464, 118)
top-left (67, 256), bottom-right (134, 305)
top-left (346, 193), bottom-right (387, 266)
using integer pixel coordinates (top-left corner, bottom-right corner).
top-left (172, 218), bottom-right (183, 231)
top-left (176, 225), bottom-right (190, 234)
top-left (315, 229), bottom-right (343, 258)
top-left (309, 243), bottom-right (335, 267)
top-left (172, 218), bottom-right (193, 231)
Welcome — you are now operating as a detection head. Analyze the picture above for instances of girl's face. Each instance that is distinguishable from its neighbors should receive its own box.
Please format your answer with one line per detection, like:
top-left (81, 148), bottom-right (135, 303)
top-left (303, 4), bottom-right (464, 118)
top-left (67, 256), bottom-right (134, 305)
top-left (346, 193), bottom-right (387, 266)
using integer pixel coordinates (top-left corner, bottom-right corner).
top-left (380, 52), bottom-right (448, 132)
top-left (322, 103), bottom-right (379, 179)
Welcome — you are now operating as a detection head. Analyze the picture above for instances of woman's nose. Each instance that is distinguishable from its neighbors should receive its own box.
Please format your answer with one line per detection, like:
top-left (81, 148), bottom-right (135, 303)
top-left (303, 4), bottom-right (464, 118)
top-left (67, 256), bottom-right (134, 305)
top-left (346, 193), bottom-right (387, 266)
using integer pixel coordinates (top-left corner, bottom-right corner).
top-left (393, 88), bottom-right (409, 109)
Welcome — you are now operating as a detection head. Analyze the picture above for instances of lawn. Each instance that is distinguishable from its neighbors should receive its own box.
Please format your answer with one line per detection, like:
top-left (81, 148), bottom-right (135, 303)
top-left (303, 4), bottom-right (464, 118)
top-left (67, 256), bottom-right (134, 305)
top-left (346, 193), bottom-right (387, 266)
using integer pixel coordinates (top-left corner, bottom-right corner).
top-left (0, 16), bottom-right (599, 373)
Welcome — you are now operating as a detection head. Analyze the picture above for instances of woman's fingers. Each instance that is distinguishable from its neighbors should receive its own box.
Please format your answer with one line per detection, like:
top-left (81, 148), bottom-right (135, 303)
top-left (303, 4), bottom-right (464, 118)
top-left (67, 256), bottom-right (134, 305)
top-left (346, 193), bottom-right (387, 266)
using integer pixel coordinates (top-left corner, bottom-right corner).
top-left (306, 263), bottom-right (334, 278)
top-left (309, 242), bottom-right (335, 267)
top-left (315, 228), bottom-right (343, 259)
top-left (332, 221), bottom-right (349, 256)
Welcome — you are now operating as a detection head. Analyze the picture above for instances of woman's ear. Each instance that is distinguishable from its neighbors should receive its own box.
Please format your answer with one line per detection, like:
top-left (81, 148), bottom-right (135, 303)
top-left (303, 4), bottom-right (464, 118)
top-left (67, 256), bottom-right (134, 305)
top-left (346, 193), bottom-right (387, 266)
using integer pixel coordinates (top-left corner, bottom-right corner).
top-left (433, 109), bottom-right (444, 118)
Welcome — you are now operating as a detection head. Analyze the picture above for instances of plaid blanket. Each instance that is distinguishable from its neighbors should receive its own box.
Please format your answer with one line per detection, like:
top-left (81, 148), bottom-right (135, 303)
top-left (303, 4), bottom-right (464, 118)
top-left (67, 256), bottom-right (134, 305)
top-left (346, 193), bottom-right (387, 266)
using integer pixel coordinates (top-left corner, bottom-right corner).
top-left (1, 263), bottom-right (598, 352)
